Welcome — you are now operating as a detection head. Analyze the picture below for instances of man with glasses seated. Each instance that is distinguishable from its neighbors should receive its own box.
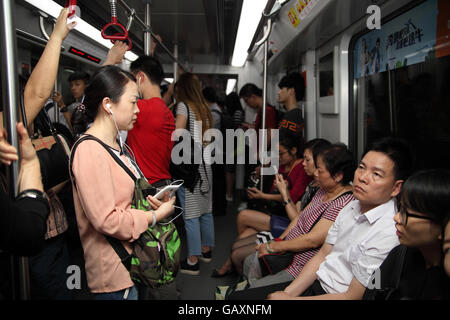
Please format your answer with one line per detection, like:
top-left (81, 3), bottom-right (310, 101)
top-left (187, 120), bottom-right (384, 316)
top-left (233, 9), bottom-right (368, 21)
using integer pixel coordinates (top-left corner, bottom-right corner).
top-left (263, 137), bottom-right (413, 300)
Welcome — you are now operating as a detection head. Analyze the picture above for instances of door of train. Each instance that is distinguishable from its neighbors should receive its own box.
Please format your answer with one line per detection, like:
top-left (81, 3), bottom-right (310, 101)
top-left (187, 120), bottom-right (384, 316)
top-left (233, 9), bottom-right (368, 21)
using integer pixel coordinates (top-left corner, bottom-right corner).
top-left (349, 0), bottom-right (450, 170)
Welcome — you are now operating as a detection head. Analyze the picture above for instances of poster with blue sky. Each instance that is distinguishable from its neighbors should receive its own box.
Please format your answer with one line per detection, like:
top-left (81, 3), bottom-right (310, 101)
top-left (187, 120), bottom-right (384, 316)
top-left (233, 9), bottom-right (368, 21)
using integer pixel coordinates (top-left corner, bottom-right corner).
top-left (354, 0), bottom-right (438, 79)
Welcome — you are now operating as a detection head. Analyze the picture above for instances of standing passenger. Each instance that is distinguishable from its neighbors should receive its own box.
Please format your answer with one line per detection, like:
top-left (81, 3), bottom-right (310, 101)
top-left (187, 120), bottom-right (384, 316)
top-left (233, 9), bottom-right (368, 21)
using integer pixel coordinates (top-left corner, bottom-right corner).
top-left (174, 73), bottom-right (215, 275)
top-left (70, 66), bottom-right (175, 300)
top-left (277, 72), bottom-right (305, 144)
top-left (127, 56), bottom-right (176, 187)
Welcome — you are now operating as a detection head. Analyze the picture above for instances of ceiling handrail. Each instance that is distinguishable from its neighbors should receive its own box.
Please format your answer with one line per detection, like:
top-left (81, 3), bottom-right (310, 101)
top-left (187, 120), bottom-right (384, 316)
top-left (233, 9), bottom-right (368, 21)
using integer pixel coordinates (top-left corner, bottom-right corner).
top-left (116, 0), bottom-right (187, 71)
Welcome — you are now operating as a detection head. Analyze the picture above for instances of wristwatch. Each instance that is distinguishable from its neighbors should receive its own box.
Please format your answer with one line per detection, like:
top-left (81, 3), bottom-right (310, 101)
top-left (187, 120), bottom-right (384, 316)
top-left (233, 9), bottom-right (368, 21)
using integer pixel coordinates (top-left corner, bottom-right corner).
top-left (282, 198), bottom-right (291, 206)
top-left (16, 189), bottom-right (50, 208)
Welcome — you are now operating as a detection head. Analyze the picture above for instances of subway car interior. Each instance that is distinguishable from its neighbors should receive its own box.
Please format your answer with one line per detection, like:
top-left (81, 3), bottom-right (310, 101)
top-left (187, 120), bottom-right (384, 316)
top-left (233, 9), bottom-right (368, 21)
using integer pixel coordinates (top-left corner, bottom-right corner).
top-left (0, 0), bottom-right (449, 302)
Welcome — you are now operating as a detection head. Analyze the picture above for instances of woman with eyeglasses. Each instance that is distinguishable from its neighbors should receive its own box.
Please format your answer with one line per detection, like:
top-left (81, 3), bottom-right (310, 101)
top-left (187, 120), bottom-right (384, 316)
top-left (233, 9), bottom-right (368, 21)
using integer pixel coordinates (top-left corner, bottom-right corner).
top-left (364, 169), bottom-right (450, 300)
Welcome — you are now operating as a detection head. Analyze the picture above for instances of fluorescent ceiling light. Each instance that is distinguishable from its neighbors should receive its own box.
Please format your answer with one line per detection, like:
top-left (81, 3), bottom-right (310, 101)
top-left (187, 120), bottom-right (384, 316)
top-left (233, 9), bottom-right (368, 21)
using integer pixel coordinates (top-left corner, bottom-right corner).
top-left (226, 79), bottom-right (237, 95)
top-left (231, 0), bottom-right (267, 67)
top-left (164, 78), bottom-right (174, 83)
top-left (24, 0), bottom-right (138, 61)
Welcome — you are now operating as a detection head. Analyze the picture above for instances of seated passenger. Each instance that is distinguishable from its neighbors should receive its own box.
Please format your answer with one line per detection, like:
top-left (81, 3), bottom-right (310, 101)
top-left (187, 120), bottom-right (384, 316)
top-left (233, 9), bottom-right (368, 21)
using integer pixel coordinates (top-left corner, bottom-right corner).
top-left (212, 140), bottom-right (336, 278)
top-left (263, 137), bottom-right (413, 300)
top-left (245, 135), bottom-right (312, 220)
top-left (70, 65), bottom-right (175, 300)
top-left (226, 144), bottom-right (355, 292)
top-left (363, 169), bottom-right (450, 300)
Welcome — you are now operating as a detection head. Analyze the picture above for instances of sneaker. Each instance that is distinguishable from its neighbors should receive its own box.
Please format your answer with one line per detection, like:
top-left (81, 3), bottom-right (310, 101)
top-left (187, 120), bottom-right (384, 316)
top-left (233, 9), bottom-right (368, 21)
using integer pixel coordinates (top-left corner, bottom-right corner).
top-left (226, 194), bottom-right (233, 202)
top-left (180, 259), bottom-right (200, 275)
top-left (237, 201), bottom-right (247, 212)
top-left (199, 250), bottom-right (212, 263)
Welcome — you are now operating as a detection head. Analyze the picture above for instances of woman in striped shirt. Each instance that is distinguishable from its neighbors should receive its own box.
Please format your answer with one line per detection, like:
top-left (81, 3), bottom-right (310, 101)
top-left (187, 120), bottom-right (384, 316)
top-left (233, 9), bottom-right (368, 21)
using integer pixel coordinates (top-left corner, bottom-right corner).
top-left (228, 144), bottom-right (356, 297)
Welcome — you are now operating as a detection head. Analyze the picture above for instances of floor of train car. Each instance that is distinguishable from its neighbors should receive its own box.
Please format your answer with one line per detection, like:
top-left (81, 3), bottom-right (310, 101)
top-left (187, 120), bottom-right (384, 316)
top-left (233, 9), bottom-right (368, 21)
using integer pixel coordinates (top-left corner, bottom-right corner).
top-left (69, 191), bottom-right (243, 300)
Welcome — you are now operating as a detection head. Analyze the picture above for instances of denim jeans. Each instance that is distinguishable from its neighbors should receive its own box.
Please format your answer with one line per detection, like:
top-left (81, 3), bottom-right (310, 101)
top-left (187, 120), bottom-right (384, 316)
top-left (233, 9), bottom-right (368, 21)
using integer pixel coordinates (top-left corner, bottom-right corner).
top-left (176, 185), bottom-right (185, 212)
top-left (94, 285), bottom-right (138, 300)
top-left (183, 212), bottom-right (215, 257)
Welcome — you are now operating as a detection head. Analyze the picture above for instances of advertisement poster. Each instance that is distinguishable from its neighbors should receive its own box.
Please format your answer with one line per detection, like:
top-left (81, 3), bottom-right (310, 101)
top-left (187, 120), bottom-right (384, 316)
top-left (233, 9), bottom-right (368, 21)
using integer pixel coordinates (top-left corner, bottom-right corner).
top-left (354, 0), bottom-right (438, 79)
top-left (288, 0), bottom-right (320, 29)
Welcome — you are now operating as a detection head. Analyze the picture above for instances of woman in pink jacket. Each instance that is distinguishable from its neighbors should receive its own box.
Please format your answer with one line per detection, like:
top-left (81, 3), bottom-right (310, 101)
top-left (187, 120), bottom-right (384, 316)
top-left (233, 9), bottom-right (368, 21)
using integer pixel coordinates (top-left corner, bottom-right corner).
top-left (70, 65), bottom-right (175, 300)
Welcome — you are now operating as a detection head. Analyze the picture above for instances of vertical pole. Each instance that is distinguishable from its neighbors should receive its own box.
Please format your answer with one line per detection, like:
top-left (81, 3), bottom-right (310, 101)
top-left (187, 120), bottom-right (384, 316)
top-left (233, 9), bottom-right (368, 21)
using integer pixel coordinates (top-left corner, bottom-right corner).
top-left (173, 44), bottom-right (178, 83)
top-left (54, 81), bottom-right (59, 123)
top-left (259, 23), bottom-right (269, 192)
top-left (144, 1), bottom-right (152, 56)
top-left (0, 0), bottom-right (31, 300)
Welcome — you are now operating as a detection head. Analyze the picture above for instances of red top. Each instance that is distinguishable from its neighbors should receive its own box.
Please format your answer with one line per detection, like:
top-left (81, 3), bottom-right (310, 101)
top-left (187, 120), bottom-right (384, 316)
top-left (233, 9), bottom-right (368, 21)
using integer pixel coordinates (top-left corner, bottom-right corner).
top-left (254, 104), bottom-right (277, 132)
top-left (270, 159), bottom-right (312, 203)
top-left (127, 98), bottom-right (175, 183)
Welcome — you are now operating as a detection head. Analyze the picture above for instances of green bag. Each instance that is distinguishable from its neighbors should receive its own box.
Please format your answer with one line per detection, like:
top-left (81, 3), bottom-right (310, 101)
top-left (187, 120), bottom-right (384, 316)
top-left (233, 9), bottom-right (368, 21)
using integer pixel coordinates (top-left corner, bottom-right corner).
top-left (70, 135), bottom-right (181, 288)
top-left (129, 177), bottom-right (181, 288)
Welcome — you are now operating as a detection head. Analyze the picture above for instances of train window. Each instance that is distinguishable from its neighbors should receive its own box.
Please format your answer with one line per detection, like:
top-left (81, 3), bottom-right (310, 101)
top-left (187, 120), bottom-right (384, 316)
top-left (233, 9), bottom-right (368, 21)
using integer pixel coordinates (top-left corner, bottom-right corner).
top-left (350, 0), bottom-right (450, 169)
top-left (319, 52), bottom-right (334, 97)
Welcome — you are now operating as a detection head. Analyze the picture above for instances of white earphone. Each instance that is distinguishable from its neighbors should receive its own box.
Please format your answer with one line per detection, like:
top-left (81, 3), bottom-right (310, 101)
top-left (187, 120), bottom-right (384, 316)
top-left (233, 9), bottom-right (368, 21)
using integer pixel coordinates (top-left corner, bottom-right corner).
top-left (106, 103), bottom-right (113, 115)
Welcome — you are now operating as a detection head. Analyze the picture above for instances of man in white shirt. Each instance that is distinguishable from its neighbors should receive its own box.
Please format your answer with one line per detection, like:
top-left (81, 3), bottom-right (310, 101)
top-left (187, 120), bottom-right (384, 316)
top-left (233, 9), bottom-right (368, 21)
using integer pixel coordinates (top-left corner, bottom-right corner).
top-left (267, 137), bottom-right (413, 300)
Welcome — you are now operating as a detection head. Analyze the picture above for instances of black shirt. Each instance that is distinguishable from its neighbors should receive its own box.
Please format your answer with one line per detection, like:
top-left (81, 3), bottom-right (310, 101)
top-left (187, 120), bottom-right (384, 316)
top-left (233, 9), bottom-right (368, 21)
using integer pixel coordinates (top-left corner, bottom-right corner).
top-left (364, 245), bottom-right (450, 300)
top-left (278, 108), bottom-right (304, 141)
top-left (0, 190), bottom-right (49, 256)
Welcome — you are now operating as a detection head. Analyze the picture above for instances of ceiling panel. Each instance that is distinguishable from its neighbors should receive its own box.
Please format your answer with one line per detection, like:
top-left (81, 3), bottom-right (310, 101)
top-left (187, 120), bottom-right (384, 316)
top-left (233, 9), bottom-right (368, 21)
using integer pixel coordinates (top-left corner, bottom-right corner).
top-left (54, 0), bottom-right (242, 66)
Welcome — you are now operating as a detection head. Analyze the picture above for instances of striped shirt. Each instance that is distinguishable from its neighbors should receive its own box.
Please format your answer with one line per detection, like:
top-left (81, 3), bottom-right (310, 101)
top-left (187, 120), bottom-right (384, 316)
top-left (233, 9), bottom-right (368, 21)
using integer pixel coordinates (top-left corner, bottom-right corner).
top-left (284, 188), bottom-right (355, 278)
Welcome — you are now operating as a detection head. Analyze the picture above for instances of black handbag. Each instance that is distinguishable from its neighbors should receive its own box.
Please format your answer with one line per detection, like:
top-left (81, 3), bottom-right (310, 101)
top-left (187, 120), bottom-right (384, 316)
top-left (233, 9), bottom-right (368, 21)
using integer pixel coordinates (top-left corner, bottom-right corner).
top-left (20, 96), bottom-right (72, 191)
top-left (34, 110), bottom-right (72, 190)
top-left (169, 103), bottom-right (202, 192)
top-left (259, 250), bottom-right (295, 277)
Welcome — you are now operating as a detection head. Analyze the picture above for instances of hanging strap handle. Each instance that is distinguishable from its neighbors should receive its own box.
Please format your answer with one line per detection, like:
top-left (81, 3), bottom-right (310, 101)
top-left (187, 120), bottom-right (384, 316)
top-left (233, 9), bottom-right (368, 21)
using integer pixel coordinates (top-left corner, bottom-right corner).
top-left (101, 0), bottom-right (128, 41)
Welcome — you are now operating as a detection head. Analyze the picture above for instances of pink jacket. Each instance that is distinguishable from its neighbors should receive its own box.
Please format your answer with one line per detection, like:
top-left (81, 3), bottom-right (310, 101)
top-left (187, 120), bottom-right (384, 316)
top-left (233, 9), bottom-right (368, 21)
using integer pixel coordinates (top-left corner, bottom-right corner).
top-left (71, 140), bottom-right (148, 293)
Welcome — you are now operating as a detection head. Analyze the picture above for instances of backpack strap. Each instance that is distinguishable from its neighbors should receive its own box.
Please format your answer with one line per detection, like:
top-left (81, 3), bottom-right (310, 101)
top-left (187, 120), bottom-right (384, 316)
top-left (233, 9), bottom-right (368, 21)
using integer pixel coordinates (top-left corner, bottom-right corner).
top-left (69, 134), bottom-right (135, 271)
top-left (69, 134), bottom-right (137, 186)
top-left (307, 191), bottom-right (353, 232)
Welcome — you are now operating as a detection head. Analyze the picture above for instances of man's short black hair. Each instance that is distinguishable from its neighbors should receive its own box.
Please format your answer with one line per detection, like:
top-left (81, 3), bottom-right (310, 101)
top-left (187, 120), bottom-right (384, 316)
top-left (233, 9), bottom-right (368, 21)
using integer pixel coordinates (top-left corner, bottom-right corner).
top-left (130, 55), bottom-right (164, 85)
top-left (202, 87), bottom-right (218, 103)
top-left (239, 83), bottom-right (262, 98)
top-left (364, 137), bottom-right (414, 181)
top-left (278, 72), bottom-right (305, 101)
top-left (68, 71), bottom-right (90, 84)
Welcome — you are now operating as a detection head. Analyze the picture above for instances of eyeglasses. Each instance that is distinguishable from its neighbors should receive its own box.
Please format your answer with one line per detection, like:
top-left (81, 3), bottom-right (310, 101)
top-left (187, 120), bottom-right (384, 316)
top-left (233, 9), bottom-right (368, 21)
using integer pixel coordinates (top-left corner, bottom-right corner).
top-left (396, 201), bottom-right (435, 226)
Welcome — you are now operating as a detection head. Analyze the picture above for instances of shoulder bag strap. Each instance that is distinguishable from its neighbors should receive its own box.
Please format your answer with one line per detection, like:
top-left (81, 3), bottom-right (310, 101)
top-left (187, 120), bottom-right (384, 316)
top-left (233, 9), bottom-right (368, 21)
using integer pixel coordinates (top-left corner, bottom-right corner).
top-left (70, 134), bottom-right (136, 185)
top-left (307, 191), bottom-right (353, 232)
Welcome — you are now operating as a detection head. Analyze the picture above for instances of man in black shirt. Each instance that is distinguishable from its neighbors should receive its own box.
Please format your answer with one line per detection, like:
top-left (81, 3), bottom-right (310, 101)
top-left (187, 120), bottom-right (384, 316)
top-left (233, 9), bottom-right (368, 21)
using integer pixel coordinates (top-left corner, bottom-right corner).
top-left (277, 72), bottom-right (305, 147)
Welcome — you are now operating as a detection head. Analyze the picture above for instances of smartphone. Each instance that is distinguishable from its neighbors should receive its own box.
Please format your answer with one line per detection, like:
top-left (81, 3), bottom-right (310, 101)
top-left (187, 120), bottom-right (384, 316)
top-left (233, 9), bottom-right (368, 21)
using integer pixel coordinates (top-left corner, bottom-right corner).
top-left (153, 183), bottom-right (183, 200)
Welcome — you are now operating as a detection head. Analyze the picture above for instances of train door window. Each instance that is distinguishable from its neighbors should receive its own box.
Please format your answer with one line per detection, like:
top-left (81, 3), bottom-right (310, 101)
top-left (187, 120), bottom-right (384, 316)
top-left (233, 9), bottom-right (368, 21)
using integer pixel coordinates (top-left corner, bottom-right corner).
top-left (350, 0), bottom-right (450, 169)
top-left (318, 47), bottom-right (339, 114)
top-left (319, 52), bottom-right (334, 97)
top-left (61, 69), bottom-right (75, 105)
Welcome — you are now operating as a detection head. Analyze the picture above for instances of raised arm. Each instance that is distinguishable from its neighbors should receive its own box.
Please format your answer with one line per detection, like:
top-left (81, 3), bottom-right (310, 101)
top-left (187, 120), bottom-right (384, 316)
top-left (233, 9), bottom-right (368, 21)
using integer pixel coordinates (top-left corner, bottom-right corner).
top-left (103, 41), bottom-right (128, 66)
top-left (24, 8), bottom-right (74, 126)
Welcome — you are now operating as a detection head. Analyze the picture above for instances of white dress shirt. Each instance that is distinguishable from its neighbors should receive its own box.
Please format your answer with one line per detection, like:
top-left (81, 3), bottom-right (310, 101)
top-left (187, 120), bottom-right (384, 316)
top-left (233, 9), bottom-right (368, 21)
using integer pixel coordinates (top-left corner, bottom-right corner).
top-left (316, 199), bottom-right (400, 294)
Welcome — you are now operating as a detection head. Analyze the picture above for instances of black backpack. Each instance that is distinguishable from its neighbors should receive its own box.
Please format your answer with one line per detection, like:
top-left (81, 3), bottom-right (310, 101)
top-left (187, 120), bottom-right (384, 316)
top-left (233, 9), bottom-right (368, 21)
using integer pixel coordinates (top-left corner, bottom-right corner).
top-left (211, 108), bottom-right (234, 133)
